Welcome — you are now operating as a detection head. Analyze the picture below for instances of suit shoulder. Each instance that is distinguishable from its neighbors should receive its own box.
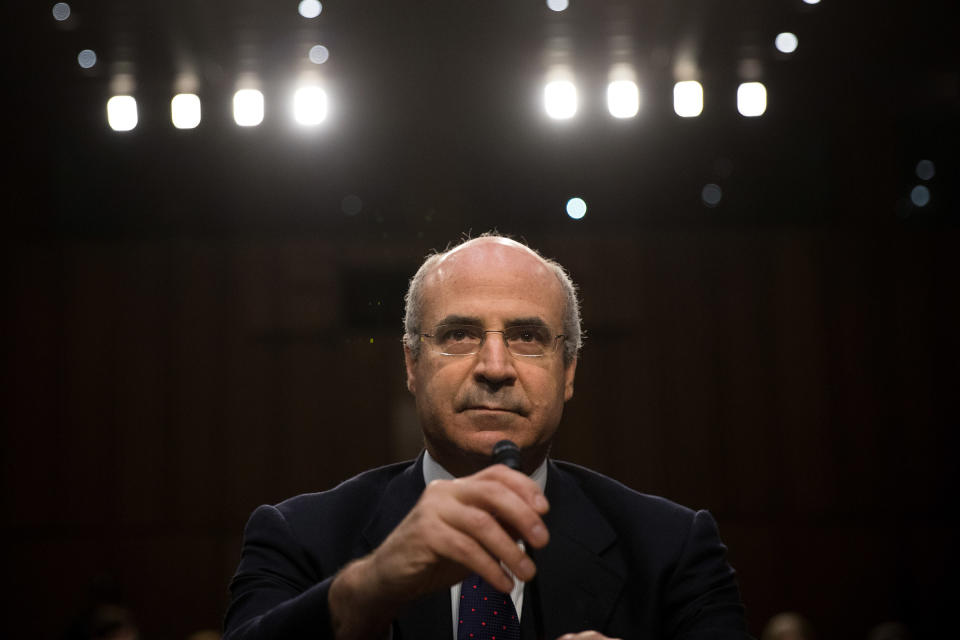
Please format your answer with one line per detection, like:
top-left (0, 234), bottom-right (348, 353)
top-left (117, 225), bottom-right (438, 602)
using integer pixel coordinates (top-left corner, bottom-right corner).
top-left (551, 459), bottom-right (698, 523)
top-left (273, 458), bottom-right (417, 523)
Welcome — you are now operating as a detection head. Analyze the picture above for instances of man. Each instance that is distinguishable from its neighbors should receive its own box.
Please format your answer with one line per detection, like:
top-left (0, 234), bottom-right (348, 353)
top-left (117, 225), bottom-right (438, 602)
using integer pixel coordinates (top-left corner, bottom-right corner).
top-left (224, 235), bottom-right (750, 640)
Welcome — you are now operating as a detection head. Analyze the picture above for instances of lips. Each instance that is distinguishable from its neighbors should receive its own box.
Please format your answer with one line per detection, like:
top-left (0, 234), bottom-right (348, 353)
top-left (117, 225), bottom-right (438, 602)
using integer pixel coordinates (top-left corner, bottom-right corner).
top-left (456, 390), bottom-right (529, 416)
top-left (458, 403), bottom-right (528, 416)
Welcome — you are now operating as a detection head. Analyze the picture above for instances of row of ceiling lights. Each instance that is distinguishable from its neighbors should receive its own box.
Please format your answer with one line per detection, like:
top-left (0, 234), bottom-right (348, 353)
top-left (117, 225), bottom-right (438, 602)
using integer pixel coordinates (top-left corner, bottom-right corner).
top-left (52, 1), bottom-right (809, 130)
top-left (102, 79), bottom-right (770, 132)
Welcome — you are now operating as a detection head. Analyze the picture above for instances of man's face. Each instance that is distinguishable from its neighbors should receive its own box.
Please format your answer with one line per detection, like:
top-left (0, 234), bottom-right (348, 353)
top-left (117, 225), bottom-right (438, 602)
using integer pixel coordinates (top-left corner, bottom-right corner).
top-left (404, 238), bottom-right (577, 476)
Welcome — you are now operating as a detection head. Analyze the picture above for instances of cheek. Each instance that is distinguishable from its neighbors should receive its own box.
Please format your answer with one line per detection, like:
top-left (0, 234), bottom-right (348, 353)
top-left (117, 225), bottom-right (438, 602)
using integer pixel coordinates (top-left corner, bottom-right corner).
top-left (527, 369), bottom-right (569, 409)
top-left (418, 362), bottom-right (466, 404)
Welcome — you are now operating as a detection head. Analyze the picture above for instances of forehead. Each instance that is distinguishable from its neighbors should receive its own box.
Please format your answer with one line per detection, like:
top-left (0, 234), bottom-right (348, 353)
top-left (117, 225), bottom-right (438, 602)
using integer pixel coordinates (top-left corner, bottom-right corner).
top-left (421, 239), bottom-right (565, 327)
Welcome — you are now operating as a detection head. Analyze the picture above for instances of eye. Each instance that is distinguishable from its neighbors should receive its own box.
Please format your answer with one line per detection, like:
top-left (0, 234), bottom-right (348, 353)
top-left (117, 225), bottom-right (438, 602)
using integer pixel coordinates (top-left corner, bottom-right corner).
top-left (439, 325), bottom-right (481, 343)
top-left (518, 329), bottom-right (537, 342)
top-left (509, 326), bottom-right (549, 344)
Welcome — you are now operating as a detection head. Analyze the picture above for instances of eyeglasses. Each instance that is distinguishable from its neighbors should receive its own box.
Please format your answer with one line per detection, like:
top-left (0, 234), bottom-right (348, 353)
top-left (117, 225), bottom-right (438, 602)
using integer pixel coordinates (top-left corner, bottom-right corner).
top-left (420, 323), bottom-right (566, 357)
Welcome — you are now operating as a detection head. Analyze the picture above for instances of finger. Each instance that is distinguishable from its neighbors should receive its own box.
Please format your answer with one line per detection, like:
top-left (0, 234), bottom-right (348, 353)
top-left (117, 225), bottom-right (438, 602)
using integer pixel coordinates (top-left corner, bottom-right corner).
top-left (427, 519), bottom-right (516, 593)
top-left (479, 464), bottom-right (551, 515)
top-left (450, 476), bottom-right (549, 549)
top-left (439, 503), bottom-right (537, 582)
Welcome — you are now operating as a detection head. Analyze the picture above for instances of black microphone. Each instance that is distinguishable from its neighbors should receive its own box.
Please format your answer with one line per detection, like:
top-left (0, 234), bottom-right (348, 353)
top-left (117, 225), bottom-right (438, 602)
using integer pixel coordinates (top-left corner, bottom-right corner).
top-left (490, 439), bottom-right (545, 640)
top-left (492, 439), bottom-right (522, 471)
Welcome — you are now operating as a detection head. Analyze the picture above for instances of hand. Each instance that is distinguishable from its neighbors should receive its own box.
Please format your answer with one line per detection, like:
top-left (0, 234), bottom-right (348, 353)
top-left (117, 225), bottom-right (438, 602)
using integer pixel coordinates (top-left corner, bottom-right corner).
top-left (329, 464), bottom-right (550, 639)
top-left (557, 633), bottom-right (622, 640)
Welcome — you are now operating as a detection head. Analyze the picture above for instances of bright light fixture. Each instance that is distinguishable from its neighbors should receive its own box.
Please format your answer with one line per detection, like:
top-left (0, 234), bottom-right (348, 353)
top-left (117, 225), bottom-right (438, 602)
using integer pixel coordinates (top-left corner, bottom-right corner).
top-left (607, 80), bottom-right (639, 118)
top-left (566, 198), bottom-right (587, 219)
top-left (293, 86), bottom-right (328, 126)
top-left (673, 81), bottom-right (703, 117)
top-left (546, 0), bottom-right (569, 11)
top-left (544, 80), bottom-right (577, 120)
top-left (737, 82), bottom-right (767, 117)
top-left (171, 93), bottom-right (201, 129)
top-left (775, 32), bottom-right (799, 54)
top-left (233, 89), bottom-right (264, 127)
top-left (107, 96), bottom-right (138, 131)
top-left (298, 0), bottom-right (322, 18)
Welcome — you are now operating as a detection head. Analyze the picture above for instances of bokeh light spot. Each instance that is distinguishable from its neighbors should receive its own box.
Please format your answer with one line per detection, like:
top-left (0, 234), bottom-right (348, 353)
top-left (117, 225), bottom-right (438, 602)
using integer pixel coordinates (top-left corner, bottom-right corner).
top-left (298, 0), bottom-right (322, 19)
top-left (342, 195), bottom-right (363, 216)
top-left (309, 45), bottom-right (330, 64)
top-left (52, 3), bottom-right (71, 21)
top-left (702, 184), bottom-right (722, 207)
top-left (775, 32), bottom-right (798, 54)
top-left (915, 159), bottom-right (935, 181)
top-left (566, 197), bottom-right (587, 219)
top-left (77, 49), bottom-right (97, 69)
top-left (910, 185), bottom-right (930, 207)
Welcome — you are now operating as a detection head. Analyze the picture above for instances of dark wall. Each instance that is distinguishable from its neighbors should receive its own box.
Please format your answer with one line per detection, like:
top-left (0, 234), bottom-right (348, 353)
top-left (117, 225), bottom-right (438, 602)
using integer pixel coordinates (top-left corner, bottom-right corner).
top-left (5, 226), bottom-right (957, 639)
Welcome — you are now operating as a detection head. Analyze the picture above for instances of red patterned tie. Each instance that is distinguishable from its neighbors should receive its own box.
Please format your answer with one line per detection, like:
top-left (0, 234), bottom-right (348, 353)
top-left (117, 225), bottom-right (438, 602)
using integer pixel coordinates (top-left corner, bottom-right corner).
top-left (457, 574), bottom-right (521, 640)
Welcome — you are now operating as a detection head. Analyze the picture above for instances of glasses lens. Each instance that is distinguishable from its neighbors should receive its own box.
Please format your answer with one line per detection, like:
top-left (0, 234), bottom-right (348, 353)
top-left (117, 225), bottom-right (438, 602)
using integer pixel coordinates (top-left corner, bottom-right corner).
top-left (505, 325), bottom-right (553, 356)
top-left (434, 324), bottom-right (484, 354)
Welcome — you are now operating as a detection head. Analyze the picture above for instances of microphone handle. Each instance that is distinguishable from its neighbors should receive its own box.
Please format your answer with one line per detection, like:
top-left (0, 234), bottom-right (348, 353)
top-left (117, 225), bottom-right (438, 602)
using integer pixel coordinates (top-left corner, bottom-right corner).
top-left (490, 440), bottom-right (545, 639)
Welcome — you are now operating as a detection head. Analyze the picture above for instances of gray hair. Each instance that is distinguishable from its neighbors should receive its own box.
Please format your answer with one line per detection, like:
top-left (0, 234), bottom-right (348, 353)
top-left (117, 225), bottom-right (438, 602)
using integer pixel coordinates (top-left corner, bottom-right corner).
top-left (403, 234), bottom-right (583, 364)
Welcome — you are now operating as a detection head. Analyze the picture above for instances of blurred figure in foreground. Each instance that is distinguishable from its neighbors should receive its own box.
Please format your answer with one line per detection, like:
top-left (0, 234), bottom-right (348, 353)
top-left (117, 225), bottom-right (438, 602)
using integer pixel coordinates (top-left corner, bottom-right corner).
top-left (867, 621), bottom-right (911, 640)
top-left (63, 603), bottom-right (139, 640)
top-left (760, 612), bottom-right (815, 640)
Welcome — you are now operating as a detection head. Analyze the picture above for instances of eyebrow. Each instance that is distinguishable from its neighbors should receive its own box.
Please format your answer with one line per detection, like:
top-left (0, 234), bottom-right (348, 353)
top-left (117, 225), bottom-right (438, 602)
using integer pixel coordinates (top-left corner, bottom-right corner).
top-left (434, 315), bottom-right (550, 329)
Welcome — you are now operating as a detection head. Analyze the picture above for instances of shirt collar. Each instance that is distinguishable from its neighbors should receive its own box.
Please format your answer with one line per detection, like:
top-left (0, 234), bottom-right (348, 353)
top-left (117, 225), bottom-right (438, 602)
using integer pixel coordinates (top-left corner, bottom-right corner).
top-left (422, 448), bottom-right (548, 492)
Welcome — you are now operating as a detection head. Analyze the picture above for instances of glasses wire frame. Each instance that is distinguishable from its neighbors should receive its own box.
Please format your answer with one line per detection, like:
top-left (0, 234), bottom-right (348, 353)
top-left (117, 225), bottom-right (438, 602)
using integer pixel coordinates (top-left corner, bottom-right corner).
top-left (420, 324), bottom-right (567, 357)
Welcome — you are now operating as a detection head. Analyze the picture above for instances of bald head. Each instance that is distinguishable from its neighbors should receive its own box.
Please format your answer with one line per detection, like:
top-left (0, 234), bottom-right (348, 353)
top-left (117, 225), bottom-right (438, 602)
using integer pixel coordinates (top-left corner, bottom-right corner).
top-left (404, 235), bottom-right (582, 363)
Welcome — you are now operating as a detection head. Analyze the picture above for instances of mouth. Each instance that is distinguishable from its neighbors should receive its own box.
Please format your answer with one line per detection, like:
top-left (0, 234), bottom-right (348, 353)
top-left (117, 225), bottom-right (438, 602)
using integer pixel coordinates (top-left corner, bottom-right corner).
top-left (461, 405), bottom-right (527, 417)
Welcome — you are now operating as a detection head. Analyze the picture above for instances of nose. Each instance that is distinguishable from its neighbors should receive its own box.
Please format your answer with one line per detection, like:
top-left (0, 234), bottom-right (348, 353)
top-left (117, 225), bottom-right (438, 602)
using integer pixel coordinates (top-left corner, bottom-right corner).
top-left (472, 331), bottom-right (517, 390)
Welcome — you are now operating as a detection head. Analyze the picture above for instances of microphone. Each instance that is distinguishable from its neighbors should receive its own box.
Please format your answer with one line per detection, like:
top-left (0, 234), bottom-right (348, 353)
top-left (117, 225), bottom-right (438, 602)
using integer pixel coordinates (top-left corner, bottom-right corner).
top-left (491, 439), bottom-right (522, 471)
top-left (490, 439), bottom-right (545, 640)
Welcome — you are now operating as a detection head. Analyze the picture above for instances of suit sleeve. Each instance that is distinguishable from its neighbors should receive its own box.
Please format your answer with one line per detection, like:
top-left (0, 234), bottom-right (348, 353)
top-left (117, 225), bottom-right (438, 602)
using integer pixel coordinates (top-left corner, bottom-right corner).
top-left (661, 510), bottom-right (753, 640)
top-left (223, 504), bottom-right (336, 640)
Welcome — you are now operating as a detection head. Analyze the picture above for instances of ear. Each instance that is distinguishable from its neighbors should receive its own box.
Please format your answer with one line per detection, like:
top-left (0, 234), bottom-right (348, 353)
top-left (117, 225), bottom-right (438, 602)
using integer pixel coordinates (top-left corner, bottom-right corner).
top-left (563, 357), bottom-right (577, 402)
top-left (404, 344), bottom-right (418, 394)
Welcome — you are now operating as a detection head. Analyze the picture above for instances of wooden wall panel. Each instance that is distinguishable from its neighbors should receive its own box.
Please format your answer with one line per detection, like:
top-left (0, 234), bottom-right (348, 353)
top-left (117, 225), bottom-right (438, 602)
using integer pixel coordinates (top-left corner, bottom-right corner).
top-left (3, 228), bottom-right (957, 639)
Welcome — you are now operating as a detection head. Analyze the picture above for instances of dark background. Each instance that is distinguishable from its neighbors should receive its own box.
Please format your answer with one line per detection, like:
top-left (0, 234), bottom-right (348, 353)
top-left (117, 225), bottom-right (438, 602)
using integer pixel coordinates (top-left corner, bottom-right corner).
top-left (3, 1), bottom-right (958, 639)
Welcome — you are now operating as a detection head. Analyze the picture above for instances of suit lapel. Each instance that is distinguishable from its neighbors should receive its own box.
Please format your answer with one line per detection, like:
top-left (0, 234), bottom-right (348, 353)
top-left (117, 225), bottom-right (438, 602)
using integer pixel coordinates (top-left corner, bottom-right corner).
top-left (359, 454), bottom-right (453, 639)
top-left (533, 461), bottom-right (625, 638)
top-left (355, 456), bottom-right (624, 639)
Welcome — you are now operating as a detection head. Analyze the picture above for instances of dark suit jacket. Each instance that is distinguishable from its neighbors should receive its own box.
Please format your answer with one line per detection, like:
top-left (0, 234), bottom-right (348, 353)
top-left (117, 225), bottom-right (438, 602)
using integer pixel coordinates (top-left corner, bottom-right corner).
top-left (224, 455), bottom-right (751, 640)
